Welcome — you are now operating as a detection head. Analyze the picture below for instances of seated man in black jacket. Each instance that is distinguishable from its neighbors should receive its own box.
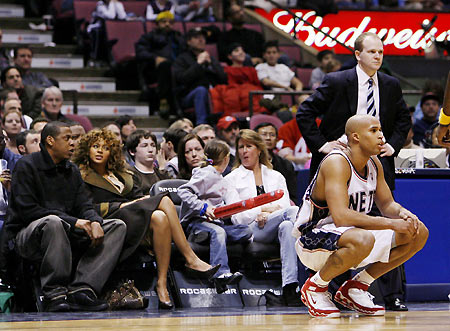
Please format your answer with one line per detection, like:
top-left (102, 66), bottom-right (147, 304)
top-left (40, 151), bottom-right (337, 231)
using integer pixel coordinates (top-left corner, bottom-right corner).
top-left (3, 122), bottom-right (126, 312)
top-left (254, 122), bottom-right (298, 205)
top-left (173, 27), bottom-right (227, 125)
top-left (135, 11), bottom-right (185, 119)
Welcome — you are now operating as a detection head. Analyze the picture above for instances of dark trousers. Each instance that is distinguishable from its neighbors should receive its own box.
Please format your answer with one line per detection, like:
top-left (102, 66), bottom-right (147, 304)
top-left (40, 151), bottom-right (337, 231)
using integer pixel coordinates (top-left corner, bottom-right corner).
top-left (143, 60), bottom-right (177, 115)
top-left (15, 215), bottom-right (126, 299)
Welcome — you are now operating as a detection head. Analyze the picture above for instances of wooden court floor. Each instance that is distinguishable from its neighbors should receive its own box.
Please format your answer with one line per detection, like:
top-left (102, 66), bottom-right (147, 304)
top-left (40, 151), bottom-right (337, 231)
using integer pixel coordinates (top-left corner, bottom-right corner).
top-left (0, 303), bottom-right (449, 331)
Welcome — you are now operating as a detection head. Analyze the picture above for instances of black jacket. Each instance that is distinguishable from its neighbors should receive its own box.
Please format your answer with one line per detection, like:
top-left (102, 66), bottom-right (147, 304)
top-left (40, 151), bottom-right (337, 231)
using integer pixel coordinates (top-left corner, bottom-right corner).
top-left (296, 68), bottom-right (410, 189)
top-left (173, 48), bottom-right (227, 98)
top-left (271, 153), bottom-right (298, 205)
top-left (4, 145), bottom-right (103, 236)
top-left (135, 28), bottom-right (185, 63)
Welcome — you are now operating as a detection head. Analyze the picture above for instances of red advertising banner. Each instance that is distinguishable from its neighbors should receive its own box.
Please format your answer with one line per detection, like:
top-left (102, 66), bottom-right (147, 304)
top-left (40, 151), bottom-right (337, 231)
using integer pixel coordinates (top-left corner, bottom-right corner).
top-left (254, 8), bottom-right (450, 56)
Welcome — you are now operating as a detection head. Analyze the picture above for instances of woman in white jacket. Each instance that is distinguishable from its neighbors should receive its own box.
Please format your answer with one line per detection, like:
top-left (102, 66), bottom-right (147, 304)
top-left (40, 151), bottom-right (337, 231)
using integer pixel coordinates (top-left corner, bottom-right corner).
top-left (224, 129), bottom-right (300, 306)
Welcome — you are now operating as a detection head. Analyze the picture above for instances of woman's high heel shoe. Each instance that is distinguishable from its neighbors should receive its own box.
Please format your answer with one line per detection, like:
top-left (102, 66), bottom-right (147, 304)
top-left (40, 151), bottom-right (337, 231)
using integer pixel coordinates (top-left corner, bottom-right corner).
top-left (184, 264), bottom-right (221, 280)
top-left (158, 300), bottom-right (174, 310)
top-left (155, 286), bottom-right (173, 310)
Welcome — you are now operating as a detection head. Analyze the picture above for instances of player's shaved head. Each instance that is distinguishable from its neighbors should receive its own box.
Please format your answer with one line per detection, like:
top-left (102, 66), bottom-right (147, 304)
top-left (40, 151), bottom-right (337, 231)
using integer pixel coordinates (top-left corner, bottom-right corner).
top-left (346, 115), bottom-right (379, 136)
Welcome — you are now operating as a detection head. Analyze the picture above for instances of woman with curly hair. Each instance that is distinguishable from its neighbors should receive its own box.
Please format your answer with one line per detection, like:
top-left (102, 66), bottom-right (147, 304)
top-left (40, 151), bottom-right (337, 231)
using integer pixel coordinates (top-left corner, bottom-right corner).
top-left (73, 129), bottom-right (219, 309)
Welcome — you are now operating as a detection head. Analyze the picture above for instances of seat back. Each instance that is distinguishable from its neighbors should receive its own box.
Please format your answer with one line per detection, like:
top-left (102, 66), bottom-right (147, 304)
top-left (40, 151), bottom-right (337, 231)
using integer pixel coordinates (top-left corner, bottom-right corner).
top-left (185, 21), bottom-right (226, 32)
top-left (65, 114), bottom-right (94, 132)
top-left (145, 21), bottom-right (184, 34)
top-left (249, 114), bottom-right (284, 130)
top-left (105, 20), bottom-right (145, 63)
top-left (205, 43), bottom-right (218, 59)
top-left (73, 1), bottom-right (96, 23)
top-left (296, 67), bottom-right (314, 87)
top-left (279, 45), bottom-right (302, 66)
top-left (123, 1), bottom-right (147, 18)
top-left (149, 179), bottom-right (188, 205)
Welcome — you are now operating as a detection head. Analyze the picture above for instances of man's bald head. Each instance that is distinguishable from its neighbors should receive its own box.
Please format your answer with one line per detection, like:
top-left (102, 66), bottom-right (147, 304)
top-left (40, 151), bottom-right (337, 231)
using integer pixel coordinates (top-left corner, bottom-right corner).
top-left (345, 115), bottom-right (381, 144)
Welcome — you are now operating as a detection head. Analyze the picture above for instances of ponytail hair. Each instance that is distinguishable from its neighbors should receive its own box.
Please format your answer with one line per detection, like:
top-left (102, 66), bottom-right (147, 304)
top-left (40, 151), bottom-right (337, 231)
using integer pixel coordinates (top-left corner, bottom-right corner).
top-left (200, 139), bottom-right (230, 168)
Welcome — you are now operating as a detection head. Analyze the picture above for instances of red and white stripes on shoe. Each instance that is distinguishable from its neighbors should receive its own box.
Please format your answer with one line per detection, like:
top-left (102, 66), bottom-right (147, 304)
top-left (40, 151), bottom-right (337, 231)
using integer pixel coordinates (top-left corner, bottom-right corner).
top-left (335, 280), bottom-right (385, 316)
top-left (300, 277), bottom-right (340, 318)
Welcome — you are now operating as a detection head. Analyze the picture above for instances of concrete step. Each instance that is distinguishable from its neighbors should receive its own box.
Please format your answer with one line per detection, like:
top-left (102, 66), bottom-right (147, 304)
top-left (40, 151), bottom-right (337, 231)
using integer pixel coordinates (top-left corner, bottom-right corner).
top-left (62, 101), bottom-right (150, 117)
top-left (0, 4), bottom-right (24, 18)
top-left (62, 91), bottom-right (141, 103)
top-left (0, 17), bottom-right (44, 29)
top-left (2, 29), bottom-right (52, 44)
top-left (88, 116), bottom-right (169, 129)
top-left (32, 54), bottom-right (84, 69)
top-left (3, 43), bottom-right (78, 55)
top-left (33, 67), bottom-right (108, 79)
top-left (59, 77), bottom-right (116, 92)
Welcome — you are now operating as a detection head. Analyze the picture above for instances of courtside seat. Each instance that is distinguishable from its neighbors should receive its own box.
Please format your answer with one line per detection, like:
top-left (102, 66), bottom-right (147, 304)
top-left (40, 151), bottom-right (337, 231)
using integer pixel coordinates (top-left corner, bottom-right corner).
top-left (149, 179), bottom-right (188, 216)
top-left (244, 242), bottom-right (280, 261)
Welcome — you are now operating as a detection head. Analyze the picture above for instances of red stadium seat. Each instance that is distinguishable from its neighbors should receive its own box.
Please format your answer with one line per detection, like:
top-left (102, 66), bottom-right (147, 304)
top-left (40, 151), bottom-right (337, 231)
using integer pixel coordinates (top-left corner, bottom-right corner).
top-left (243, 23), bottom-right (263, 34)
top-left (249, 114), bottom-right (283, 130)
top-left (296, 67), bottom-right (314, 87)
top-left (205, 44), bottom-right (218, 60)
top-left (123, 1), bottom-right (147, 18)
top-left (73, 1), bottom-right (96, 24)
top-left (105, 20), bottom-right (145, 63)
top-left (185, 22), bottom-right (226, 32)
top-left (279, 45), bottom-right (302, 66)
top-left (145, 21), bottom-right (184, 34)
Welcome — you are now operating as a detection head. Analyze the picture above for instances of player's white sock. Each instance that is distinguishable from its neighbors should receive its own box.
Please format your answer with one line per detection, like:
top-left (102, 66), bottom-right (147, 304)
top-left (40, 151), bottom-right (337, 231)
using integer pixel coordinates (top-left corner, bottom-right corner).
top-left (311, 271), bottom-right (330, 287)
top-left (353, 270), bottom-right (375, 286)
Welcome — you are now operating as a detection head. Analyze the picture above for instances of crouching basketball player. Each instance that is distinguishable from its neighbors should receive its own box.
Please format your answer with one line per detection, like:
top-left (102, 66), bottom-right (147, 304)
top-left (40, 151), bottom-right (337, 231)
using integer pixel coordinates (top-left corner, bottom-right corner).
top-left (293, 115), bottom-right (428, 318)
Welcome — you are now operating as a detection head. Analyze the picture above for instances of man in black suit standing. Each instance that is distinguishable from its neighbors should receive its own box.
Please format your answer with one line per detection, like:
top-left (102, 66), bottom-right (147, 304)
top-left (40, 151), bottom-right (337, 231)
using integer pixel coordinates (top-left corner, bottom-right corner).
top-left (296, 32), bottom-right (411, 311)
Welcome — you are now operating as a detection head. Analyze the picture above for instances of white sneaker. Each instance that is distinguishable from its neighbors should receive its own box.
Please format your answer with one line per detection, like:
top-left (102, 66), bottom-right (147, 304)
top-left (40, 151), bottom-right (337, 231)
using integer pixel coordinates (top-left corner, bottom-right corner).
top-left (300, 277), bottom-right (340, 318)
top-left (335, 280), bottom-right (385, 316)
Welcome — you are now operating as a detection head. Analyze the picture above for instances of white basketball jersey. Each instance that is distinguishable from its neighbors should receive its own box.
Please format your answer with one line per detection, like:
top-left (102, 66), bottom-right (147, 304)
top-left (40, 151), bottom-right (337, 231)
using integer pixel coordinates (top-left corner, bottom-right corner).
top-left (294, 150), bottom-right (378, 236)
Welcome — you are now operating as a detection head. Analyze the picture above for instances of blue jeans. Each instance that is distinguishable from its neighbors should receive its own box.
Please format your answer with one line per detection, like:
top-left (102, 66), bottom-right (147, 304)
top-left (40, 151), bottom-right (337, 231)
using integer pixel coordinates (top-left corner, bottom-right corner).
top-left (249, 206), bottom-right (299, 287)
top-left (187, 221), bottom-right (252, 276)
top-left (181, 86), bottom-right (209, 125)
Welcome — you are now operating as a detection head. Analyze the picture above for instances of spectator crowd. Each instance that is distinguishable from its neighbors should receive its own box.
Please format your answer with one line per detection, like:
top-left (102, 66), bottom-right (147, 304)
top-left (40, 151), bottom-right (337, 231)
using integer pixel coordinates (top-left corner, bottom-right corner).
top-left (0, 0), bottom-right (447, 315)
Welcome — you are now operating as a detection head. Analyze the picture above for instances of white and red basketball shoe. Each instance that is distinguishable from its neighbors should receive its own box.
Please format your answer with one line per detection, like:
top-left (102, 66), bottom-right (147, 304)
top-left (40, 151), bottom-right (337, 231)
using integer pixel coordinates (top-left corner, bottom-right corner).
top-left (300, 277), bottom-right (341, 318)
top-left (335, 280), bottom-right (385, 316)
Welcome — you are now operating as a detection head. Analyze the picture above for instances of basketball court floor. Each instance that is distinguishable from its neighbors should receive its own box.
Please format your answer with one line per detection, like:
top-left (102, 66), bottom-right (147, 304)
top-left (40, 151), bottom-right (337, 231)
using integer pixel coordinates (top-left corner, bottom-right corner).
top-left (0, 302), bottom-right (448, 330)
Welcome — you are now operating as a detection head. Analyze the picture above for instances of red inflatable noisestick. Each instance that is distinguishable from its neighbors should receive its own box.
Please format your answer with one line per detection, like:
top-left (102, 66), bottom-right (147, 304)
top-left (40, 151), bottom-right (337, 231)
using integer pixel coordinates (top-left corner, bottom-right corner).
top-left (214, 190), bottom-right (284, 219)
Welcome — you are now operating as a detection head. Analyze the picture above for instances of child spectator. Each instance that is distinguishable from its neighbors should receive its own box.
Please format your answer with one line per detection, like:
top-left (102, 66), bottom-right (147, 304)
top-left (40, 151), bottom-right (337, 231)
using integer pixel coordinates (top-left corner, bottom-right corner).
top-left (210, 43), bottom-right (266, 116)
top-left (126, 129), bottom-right (170, 193)
top-left (309, 50), bottom-right (335, 90)
top-left (178, 139), bottom-right (252, 293)
top-left (256, 41), bottom-right (303, 112)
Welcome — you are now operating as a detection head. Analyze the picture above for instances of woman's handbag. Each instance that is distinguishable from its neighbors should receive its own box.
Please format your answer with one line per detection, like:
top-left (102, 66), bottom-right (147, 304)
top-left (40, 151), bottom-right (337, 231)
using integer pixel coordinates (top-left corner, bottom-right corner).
top-left (103, 280), bottom-right (148, 310)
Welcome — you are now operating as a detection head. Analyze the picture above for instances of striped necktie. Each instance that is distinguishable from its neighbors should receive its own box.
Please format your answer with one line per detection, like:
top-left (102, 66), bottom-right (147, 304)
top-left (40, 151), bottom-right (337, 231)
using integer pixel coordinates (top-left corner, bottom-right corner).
top-left (367, 78), bottom-right (376, 117)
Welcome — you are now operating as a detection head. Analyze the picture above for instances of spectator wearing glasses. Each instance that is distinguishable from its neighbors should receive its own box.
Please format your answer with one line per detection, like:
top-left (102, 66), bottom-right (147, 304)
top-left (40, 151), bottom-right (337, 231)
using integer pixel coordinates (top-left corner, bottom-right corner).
top-left (254, 122), bottom-right (298, 205)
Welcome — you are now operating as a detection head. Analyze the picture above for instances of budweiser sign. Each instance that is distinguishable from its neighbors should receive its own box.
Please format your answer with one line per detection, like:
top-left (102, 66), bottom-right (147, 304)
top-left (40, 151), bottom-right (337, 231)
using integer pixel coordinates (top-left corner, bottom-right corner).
top-left (254, 8), bottom-right (450, 55)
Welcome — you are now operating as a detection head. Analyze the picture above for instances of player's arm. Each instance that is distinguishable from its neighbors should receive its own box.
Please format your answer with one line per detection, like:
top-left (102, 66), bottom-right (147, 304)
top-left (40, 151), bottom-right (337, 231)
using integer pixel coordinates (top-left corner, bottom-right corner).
top-left (323, 155), bottom-right (393, 230)
top-left (372, 157), bottom-right (420, 235)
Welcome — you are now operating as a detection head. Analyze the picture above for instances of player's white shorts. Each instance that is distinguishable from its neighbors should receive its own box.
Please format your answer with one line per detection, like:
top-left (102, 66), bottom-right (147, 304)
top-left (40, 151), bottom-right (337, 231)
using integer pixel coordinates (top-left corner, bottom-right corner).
top-left (295, 223), bottom-right (395, 271)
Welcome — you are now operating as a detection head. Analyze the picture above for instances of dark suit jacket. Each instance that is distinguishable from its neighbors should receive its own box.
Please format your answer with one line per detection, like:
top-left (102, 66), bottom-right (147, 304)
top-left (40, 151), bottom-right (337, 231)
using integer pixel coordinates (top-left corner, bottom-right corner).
top-left (296, 67), bottom-right (411, 189)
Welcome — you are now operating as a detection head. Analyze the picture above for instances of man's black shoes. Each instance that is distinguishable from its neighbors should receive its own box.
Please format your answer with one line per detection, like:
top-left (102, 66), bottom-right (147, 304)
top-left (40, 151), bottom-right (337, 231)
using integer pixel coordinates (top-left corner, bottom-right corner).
top-left (44, 295), bottom-right (71, 312)
top-left (385, 298), bottom-right (408, 311)
top-left (67, 289), bottom-right (108, 311)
